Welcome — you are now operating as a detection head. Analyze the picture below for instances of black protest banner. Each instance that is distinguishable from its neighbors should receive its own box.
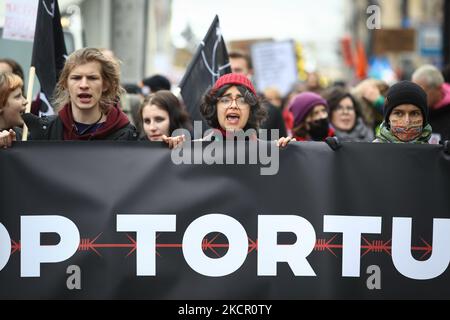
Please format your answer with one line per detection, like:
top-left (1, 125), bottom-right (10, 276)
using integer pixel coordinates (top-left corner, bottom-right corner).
top-left (31, 0), bottom-right (67, 112)
top-left (179, 16), bottom-right (231, 126)
top-left (0, 141), bottom-right (449, 299)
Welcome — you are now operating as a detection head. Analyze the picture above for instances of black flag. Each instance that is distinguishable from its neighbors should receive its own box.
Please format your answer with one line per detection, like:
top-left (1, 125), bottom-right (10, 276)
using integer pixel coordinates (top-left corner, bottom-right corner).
top-left (31, 0), bottom-right (67, 113)
top-left (179, 16), bottom-right (231, 126)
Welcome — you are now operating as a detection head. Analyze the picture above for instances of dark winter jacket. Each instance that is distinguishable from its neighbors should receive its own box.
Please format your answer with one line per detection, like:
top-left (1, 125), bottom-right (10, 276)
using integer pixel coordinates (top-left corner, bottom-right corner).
top-left (429, 83), bottom-right (450, 142)
top-left (22, 104), bottom-right (138, 141)
top-left (260, 103), bottom-right (287, 140)
top-left (429, 105), bottom-right (450, 142)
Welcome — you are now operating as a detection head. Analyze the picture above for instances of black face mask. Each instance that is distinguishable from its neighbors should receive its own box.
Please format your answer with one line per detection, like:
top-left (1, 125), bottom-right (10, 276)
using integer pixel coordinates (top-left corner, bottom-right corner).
top-left (308, 118), bottom-right (329, 141)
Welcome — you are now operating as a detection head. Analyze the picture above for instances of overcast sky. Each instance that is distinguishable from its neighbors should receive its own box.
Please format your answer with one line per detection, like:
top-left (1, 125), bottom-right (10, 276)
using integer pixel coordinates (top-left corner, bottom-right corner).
top-left (171, 0), bottom-right (345, 43)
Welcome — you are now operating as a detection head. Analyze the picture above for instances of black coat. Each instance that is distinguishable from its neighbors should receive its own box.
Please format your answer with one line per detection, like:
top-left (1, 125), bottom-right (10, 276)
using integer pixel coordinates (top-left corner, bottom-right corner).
top-left (260, 103), bottom-right (287, 140)
top-left (22, 113), bottom-right (138, 141)
top-left (429, 104), bottom-right (450, 142)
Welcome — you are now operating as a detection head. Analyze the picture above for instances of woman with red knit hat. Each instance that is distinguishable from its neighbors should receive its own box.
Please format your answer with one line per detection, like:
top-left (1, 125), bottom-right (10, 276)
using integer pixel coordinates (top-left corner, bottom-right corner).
top-left (289, 92), bottom-right (335, 141)
top-left (164, 73), bottom-right (292, 148)
top-left (201, 73), bottom-right (292, 146)
top-left (200, 73), bottom-right (266, 138)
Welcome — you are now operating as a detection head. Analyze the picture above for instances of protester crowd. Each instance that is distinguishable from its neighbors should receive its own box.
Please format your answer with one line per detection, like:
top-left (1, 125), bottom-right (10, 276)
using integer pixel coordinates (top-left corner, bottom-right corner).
top-left (1, 47), bottom-right (450, 149)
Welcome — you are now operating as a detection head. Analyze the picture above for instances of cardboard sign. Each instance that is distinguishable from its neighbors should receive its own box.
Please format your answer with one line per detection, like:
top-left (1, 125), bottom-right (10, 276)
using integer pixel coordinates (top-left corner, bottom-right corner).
top-left (372, 29), bottom-right (416, 54)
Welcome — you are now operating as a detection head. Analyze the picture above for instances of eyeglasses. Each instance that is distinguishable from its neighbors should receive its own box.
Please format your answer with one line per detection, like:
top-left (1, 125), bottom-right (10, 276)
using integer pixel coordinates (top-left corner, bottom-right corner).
top-left (335, 105), bottom-right (355, 113)
top-left (217, 96), bottom-right (249, 109)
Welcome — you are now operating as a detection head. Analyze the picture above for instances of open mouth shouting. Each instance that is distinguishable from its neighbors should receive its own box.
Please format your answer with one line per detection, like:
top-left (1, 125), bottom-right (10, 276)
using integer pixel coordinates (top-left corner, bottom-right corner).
top-left (225, 112), bottom-right (241, 127)
top-left (78, 93), bottom-right (93, 105)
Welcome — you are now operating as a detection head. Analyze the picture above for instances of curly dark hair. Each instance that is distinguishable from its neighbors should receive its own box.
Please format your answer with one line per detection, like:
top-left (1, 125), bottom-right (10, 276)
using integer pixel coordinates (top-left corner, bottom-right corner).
top-left (200, 84), bottom-right (267, 131)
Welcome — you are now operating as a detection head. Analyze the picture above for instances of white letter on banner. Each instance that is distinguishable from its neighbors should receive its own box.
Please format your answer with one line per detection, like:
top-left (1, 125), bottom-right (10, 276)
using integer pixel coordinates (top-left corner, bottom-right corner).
top-left (258, 216), bottom-right (316, 276)
top-left (324, 215), bottom-right (382, 277)
top-left (182, 214), bottom-right (248, 277)
top-left (21, 216), bottom-right (80, 277)
top-left (392, 218), bottom-right (450, 280)
top-left (117, 215), bottom-right (176, 276)
top-left (0, 224), bottom-right (11, 271)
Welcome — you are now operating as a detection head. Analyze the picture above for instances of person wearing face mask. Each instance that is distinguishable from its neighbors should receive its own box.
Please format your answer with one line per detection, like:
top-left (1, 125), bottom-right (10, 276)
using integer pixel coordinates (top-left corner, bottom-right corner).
top-left (374, 81), bottom-right (432, 144)
top-left (288, 92), bottom-right (334, 141)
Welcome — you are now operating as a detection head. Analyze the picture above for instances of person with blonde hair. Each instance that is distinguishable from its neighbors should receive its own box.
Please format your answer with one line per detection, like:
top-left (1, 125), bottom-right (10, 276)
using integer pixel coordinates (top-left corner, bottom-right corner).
top-left (22, 47), bottom-right (137, 141)
top-left (351, 78), bottom-right (388, 130)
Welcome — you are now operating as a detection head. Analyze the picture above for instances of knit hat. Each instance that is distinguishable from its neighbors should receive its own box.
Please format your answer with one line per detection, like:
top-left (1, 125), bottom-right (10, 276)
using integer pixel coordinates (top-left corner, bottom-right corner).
top-left (384, 81), bottom-right (428, 125)
top-left (289, 92), bottom-right (328, 127)
top-left (212, 73), bottom-right (257, 96)
top-left (142, 75), bottom-right (171, 93)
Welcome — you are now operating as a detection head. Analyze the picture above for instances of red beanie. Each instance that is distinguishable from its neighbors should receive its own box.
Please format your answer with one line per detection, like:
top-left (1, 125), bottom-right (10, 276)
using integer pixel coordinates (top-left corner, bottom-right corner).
top-left (212, 73), bottom-right (257, 96)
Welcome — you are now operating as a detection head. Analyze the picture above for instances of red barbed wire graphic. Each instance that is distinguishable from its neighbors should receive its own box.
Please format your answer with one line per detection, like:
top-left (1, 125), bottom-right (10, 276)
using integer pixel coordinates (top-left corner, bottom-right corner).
top-left (11, 240), bottom-right (20, 255)
top-left (9, 233), bottom-right (433, 260)
top-left (315, 235), bottom-right (340, 257)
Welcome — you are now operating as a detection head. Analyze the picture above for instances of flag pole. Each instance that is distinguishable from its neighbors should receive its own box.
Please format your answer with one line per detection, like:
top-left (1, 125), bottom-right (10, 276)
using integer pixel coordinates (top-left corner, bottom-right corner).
top-left (22, 66), bottom-right (36, 142)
